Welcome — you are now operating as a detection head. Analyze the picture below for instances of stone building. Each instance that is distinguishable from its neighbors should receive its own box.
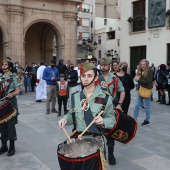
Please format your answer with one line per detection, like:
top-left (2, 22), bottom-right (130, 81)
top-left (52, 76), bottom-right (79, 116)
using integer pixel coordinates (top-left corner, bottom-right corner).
top-left (120, 0), bottom-right (170, 77)
top-left (0, 0), bottom-right (83, 66)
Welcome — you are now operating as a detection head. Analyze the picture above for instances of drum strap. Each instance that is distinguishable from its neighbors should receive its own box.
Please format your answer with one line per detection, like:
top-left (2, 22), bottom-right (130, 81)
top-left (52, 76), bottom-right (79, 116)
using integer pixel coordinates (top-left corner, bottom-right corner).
top-left (71, 93), bottom-right (76, 132)
top-left (5, 76), bottom-right (13, 95)
top-left (98, 75), bottom-right (119, 97)
top-left (80, 91), bottom-right (109, 134)
top-left (71, 92), bottom-right (109, 134)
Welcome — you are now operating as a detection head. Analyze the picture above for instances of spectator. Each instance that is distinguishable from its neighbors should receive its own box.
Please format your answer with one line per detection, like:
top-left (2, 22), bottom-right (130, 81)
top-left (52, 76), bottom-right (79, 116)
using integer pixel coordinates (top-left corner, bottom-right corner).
top-left (112, 60), bottom-right (119, 75)
top-left (90, 58), bottom-right (101, 75)
top-left (116, 62), bottom-right (134, 114)
top-left (56, 73), bottom-right (69, 117)
top-left (133, 59), bottom-right (153, 126)
top-left (23, 63), bottom-right (32, 93)
top-left (35, 61), bottom-right (47, 102)
top-left (31, 62), bottom-right (38, 92)
top-left (65, 63), bottom-right (78, 96)
top-left (165, 62), bottom-right (170, 105)
top-left (157, 64), bottom-right (167, 104)
top-left (57, 59), bottom-right (67, 75)
top-left (43, 59), bottom-right (59, 114)
top-left (154, 66), bottom-right (161, 102)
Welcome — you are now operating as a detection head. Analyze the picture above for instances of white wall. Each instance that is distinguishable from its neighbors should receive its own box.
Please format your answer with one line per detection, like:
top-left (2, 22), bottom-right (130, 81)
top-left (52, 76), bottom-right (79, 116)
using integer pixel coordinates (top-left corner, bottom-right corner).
top-left (120, 0), bottom-right (170, 67)
top-left (94, 17), bottom-right (120, 59)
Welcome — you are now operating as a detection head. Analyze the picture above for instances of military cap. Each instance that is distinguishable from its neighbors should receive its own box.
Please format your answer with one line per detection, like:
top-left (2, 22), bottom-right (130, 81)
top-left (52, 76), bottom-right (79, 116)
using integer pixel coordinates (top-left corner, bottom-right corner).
top-left (80, 62), bottom-right (96, 74)
top-left (3, 57), bottom-right (13, 63)
top-left (100, 58), bottom-right (111, 66)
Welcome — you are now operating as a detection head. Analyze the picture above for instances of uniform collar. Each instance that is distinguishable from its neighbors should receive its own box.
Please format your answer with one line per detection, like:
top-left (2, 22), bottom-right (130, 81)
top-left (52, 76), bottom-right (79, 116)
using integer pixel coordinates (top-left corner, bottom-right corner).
top-left (83, 86), bottom-right (104, 103)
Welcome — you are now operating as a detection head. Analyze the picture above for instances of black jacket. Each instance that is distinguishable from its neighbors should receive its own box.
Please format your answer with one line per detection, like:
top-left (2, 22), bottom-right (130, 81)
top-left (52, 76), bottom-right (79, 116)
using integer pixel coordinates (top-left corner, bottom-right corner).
top-left (65, 69), bottom-right (78, 87)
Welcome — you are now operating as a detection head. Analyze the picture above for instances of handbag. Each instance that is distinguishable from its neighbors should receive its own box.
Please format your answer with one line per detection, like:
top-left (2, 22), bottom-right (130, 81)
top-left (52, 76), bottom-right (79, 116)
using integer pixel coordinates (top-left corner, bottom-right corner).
top-left (138, 85), bottom-right (152, 98)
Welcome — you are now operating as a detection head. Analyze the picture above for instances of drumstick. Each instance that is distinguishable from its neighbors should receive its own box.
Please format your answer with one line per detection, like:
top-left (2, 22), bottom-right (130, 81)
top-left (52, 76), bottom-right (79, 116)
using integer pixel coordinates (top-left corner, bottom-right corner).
top-left (62, 128), bottom-right (72, 143)
top-left (0, 96), bottom-right (7, 101)
top-left (78, 110), bottom-right (104, 139)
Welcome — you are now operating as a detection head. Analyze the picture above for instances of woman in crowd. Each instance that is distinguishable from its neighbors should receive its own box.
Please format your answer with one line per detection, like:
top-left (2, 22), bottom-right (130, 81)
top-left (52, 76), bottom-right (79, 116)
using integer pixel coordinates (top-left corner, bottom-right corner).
top-left (0, 58), bottom-right (21, 156)
top-left (116, 62), bottom-right (134, 114)
top-left (133, 59), bottom-right (153, 126)
top-left (112, 60), bottom-right (119, 75)
top-left (65, 63), bottom-right (78, 97)
top-left (23, 63), bottom-right (32, 93)
top-left (156, 64), bottom-right (167, 104)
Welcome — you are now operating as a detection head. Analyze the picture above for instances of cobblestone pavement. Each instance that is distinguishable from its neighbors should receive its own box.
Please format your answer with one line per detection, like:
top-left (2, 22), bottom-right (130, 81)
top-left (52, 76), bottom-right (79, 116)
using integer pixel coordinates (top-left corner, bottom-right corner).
top-left (0, 87), bottom-right (170, 170)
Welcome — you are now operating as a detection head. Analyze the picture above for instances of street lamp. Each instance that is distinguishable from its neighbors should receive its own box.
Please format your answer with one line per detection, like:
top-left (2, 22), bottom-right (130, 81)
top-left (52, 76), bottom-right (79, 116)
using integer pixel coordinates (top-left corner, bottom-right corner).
top-left (110, 49), bottom-right (118, 61)
top-left (82, 38), bottom-right (97, 59)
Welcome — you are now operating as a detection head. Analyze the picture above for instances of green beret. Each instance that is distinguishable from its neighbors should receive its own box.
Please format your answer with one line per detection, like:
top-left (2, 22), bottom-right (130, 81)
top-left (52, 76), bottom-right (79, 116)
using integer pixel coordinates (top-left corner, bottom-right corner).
top-left (80, 62), bottom-right (96, 74)
top-left (100, 58), bottom-right (111, 65)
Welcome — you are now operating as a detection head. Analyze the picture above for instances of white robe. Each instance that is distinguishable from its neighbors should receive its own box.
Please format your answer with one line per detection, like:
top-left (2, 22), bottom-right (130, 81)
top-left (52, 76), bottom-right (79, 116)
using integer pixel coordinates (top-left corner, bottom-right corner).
top-left (36, 65), bottom-right (47, 100)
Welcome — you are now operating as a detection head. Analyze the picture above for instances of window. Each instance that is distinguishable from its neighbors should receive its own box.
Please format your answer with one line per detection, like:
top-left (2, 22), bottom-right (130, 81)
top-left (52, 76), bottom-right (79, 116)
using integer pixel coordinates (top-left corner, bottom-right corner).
top-left (82, 4), bottom-right (90, 12)
top-left (91, 20), bottom-right (93, 28)
top-left (98, 36), bottom-right (101, 44)
top-left (99, 50), bottom-right (101, 59)
top-left (82, 32), bottom-right (89, 40)
top-left (77, 32), bottom-right (80, 40)
top-left (104, 19), bottom-right (107, 25)
top-left (82, 18), bottom-right (90, 27)
top-left (107, 31), bottom-right (115, 39)
top-left (132, 0), bottom-right (146, 32)
top-left (77, 18), bottom-right (79, 26)
top-left (77, 5), bottom-right (80, 11)
top-left (90, 5), bottom-right (93, 14)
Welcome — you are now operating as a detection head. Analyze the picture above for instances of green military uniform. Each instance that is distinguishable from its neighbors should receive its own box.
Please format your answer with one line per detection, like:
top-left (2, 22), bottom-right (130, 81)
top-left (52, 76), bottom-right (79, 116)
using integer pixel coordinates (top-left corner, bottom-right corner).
top-left (99, 58), bottom-right (125, 165)
top-left (0, 72), bottom-right (21, 141)
top-left (105, 72), bottom-right (124, 104)
top-left (64, 62), bottom-right (116, 133)
top-left (64, 86), bottom-right (115, 131)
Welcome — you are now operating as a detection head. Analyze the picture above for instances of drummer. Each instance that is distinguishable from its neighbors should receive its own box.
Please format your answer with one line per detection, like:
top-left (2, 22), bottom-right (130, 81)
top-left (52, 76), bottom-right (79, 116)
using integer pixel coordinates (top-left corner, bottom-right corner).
top-left (58, 62), bottom-right (116, 137)
top-left (0, 58), bottom-right (21, 156)
top-left (98, 58), bottom-right (125, 165)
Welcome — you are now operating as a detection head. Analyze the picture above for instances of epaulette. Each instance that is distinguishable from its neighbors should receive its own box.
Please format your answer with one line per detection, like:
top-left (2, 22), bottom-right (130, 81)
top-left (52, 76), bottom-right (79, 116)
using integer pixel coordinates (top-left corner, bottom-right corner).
top-left (12, 73), bottom-right (17, 77)
top-left (103, 90), bottom-right (111, 96)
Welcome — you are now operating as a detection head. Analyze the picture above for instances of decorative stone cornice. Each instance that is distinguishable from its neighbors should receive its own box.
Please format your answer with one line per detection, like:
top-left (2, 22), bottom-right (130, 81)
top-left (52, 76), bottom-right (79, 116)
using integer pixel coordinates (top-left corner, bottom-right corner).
top-left (64, 12), bottom-right (77, 20)
top-left (6, 5), bottom-right (23, 15)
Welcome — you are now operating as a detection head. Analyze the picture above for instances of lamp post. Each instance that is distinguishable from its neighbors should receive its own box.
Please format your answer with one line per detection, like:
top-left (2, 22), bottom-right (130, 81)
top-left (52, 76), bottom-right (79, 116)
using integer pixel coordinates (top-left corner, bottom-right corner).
top-left (110, 49), bottom-right (118, 61)
top-left (82, 38), bottom-right (97, 59)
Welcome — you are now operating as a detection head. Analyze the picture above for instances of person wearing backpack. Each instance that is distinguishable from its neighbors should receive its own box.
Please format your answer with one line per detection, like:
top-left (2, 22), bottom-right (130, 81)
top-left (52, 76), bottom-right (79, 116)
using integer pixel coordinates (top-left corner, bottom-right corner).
top-left (97, 58), bottom-right (125, 165)
top-left (56, 73), bottom-right (69, 117)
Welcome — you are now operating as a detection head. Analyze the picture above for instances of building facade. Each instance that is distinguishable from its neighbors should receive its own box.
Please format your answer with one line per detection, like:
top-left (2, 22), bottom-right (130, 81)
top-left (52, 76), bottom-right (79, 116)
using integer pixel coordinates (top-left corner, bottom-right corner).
top-left (0, 0), bottom-right (83, 66)
top-left (120, 0), bottom-right (170, 77)
top-left (94, 0), bottom-right (120, 61)
top-left (77, 0), bottom-right (95, 60)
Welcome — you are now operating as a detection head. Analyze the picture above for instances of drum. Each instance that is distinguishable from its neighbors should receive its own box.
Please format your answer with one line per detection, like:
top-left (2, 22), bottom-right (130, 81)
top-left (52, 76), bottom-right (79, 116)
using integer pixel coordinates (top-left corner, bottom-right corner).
top-left (105, 108), bottom-right (138, 144)
top-left (57, 136), bottom-right (107, 170)
top-left (0, 99), bottom-right (16, 124)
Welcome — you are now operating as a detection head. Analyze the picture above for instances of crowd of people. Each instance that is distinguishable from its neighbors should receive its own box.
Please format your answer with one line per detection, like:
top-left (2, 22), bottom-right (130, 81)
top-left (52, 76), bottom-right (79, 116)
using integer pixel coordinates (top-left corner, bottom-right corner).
top-left (0, 56), bottom-right (170, 169)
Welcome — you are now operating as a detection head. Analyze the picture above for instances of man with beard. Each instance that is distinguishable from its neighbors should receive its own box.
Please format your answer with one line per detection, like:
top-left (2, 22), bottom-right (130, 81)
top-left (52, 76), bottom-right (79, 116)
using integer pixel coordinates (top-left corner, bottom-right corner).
top-left (97, 58), bottom-right (125, 165)
top-left (43, 59), bottom-right (59, 114)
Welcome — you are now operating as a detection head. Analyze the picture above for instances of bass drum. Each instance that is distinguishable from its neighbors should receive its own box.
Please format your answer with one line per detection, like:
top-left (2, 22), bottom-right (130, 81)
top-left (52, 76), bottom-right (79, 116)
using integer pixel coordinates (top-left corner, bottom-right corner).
top-left (0, 99), bottom-right (16, 124)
